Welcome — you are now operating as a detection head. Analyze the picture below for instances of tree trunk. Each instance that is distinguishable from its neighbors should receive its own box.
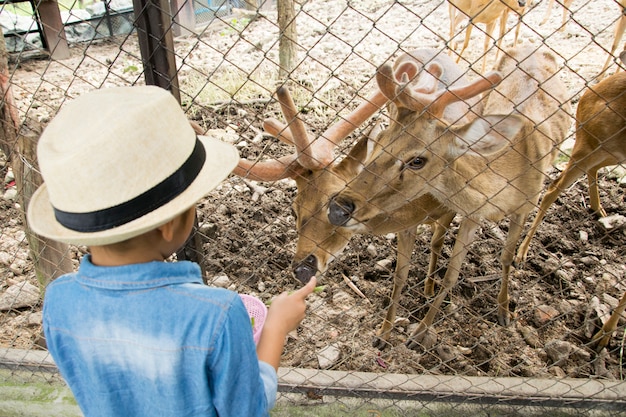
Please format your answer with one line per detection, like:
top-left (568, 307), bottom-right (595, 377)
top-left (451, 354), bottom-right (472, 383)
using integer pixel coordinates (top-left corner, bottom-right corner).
top-left (14, 119), bottom-right (73, 290)
top-left (0, 31), bottom-right (72, 291)
top-left (0, 30), bottom-right (18, 159)
top-left (277, 0), bottom-right (297, 80)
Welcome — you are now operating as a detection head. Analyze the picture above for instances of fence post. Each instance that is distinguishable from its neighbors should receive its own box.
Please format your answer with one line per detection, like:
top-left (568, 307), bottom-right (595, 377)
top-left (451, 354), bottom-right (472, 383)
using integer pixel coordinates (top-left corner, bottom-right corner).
top-left (132, 0), bottom-right (181, 102)
top-left (277, 0), bottom-right (296, 80)
top-left (36, 0), bottom-right (70, 60)
top-left (170, 0), bottom-right (196, 37)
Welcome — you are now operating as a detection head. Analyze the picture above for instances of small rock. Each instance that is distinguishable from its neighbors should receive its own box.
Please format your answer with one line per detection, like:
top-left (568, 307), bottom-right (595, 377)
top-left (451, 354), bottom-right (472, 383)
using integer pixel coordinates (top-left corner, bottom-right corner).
top-left (332, 290), bottom-right (352, 307)
top-left (436, 344), bottom-right (457, 362)
top-left (533, 304), bottom-right (560, 326)
top-left (548, 366), bottom-right (567, 378)
top-left (257, 281), bottom-right (265, 292)
top-left (554, 269), bottom-right (571, 283)
top-left (210, 274), bottom-right (231, 288)
top-left (0, 281), bottom-right (40, 311)
top-left (579, 230), bottom-right (588, 243)
top-left (598, 214), bottom-right (626, 229)
top-left (27, 311), bottom-right (43, 327)
top-left (199, 222), bottom-right (218, 239)
top-left (317, 344), bottom-right (341, 369)
top-left (375, 259), bottom-right (393, 272)
top-left (544, 340), bottom-right (574, 366)
top-left (366, 244), bottom-right (377, 257)
top-left (518, 324), bottom-right (541, 348)
top-left (3, 188), bottom-right (17, 201)
top-left (580, 256), bottom-right (598, 266)
top-left (394, 317), bottom-right (410, 327)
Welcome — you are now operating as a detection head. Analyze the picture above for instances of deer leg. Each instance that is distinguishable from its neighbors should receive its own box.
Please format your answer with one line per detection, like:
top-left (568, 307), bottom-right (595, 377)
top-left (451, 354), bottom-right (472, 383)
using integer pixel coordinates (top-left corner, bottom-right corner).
top-left (540, 0), bottom-right (555, 26)
top-left (515, 160), bottom-right (587, 265)
top-left (590, 291), bottom-right (626, 352)
top-left (424, 211), bottom-right (456, 297)
top-left (373, 227), bottom-right (416, 350)
top-left (494, 10), bottom-right (508, 65)
top-left (407, 219), bottom-right (479, 351)
top-left (513, 8), bottom-right (525, 46)
top-left (482, 20), bottom-right (498, 72)
top-left (498, 213), bottom-right (527, 326)
top-left (600, 14), bottom-right (626, 79)
top-left (448, 4), bottom-right (457, 53)
top-left (456, 23), bottom-right (474, 64)
top-left (560, 0), bottom-right (574, 31)
top-left (587, 165), bottom-right (609, 218)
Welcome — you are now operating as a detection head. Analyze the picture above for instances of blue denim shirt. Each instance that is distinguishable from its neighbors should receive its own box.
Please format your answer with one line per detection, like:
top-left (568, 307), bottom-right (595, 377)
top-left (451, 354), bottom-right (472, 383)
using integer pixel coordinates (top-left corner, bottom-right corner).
top-left (43, 255), bottom-right (277, 416)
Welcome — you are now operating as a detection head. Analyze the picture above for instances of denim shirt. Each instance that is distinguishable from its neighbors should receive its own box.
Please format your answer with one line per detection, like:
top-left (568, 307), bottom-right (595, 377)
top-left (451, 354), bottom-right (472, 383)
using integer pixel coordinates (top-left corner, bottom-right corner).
top-left (43, 255), bottom-right (277, 417)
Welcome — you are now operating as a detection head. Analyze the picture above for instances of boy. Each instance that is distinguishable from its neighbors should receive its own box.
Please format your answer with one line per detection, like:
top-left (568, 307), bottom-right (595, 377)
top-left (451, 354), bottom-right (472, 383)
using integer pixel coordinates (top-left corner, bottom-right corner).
top-left (26, 85), bottom-right (316, 416)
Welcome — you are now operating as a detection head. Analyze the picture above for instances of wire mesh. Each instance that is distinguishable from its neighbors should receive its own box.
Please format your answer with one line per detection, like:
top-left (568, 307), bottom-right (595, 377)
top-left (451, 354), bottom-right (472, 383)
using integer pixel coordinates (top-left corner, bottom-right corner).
top-left (1, 0), bottom-right (625, 415)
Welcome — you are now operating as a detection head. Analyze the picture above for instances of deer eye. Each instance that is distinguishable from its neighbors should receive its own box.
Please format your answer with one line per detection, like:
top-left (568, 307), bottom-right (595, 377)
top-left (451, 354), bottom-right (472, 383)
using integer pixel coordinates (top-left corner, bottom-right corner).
top-left (405, 156), bottom-right (427, 170)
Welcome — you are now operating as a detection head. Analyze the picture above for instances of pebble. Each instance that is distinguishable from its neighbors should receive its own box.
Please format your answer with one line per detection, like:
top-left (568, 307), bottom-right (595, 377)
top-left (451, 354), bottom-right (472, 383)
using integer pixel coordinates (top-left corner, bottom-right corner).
top-left (317, 343), bottom-right (341, 369)
top-left (210, 274), bottom-right (231, 288)
top-left (0, 281), bottom-right (40, 311)
top-left (375, 259), bottom-right (393, 272)
top-left (366, 244), bottom-right (377, 257)
top-left (533, 304), bottom-right (560, 326)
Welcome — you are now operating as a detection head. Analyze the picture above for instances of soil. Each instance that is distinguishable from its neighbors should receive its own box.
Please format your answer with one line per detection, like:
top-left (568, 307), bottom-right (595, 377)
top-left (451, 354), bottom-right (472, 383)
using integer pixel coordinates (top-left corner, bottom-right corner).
top-left (2, 0), bottom-right (625, 381)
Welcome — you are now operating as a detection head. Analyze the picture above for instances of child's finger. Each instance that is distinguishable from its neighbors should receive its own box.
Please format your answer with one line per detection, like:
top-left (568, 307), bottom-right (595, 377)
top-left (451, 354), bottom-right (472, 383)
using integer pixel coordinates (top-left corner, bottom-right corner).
top-left (292, 276), bottom-right (317, 299)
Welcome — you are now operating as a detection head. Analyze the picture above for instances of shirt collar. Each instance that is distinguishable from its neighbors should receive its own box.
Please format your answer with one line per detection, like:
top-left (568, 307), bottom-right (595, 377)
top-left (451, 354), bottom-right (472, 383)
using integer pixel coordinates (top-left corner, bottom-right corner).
top-left (75, 254), bottom-right (203, 290)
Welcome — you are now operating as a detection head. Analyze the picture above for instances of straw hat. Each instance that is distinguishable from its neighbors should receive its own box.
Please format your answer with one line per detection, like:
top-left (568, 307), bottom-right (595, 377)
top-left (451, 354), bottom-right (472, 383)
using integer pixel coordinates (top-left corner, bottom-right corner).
top-left (26, 86), bottom-right (239, 246)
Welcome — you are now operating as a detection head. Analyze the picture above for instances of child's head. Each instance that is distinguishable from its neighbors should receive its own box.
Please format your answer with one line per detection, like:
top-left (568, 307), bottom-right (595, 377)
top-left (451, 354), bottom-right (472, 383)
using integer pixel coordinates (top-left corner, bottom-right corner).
top-left (27, 86), bottom-right (239, 247)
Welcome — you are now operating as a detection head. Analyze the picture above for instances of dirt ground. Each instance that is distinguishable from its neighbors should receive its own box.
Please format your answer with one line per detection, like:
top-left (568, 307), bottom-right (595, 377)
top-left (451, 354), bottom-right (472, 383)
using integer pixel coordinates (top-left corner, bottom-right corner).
top-left (2, 0), bottom-right (626, 382)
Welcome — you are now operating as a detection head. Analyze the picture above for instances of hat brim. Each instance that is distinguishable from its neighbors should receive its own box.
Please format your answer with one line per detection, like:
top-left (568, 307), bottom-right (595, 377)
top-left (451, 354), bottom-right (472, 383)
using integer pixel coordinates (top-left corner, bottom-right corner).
top-left (26, 135), bottom-right (239, 246)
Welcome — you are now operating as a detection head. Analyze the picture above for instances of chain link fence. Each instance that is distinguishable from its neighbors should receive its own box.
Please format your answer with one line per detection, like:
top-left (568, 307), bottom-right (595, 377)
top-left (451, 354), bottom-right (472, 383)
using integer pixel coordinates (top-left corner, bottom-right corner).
top-left (1, 0), bottom-right (626, 415)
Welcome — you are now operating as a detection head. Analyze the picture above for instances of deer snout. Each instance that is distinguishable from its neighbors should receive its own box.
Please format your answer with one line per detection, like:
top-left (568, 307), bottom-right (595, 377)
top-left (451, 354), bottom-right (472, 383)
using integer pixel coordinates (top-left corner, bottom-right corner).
top-left (327, 196), bottom-right (355, 226)
top-left (517, 0), bottom-right (525, 7)
top-left (292, 254), bottom-right (318, 284)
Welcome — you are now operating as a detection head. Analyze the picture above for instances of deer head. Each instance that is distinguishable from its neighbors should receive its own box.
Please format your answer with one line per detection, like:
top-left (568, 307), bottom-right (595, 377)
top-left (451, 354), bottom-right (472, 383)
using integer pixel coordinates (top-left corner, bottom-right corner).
top-left (233, 49), bottom-right (488, 284)
top-left (328, 57), bottom-right (507, 226)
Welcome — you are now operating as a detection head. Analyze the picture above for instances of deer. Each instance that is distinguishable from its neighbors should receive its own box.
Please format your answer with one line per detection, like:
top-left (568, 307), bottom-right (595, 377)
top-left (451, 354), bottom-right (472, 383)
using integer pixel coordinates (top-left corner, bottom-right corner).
top-left (327, 46), bottom-right (572, 350)
top-left (448, 0), bottom-right (527, 72)
top-left (231, 49), bottom-right (487, 348)
top-left (539, 0), bottom-right (573, 31)
top-left (598, 0), bottom-right (626, 80)
top-left (515, 50), bottom-right (626, 352)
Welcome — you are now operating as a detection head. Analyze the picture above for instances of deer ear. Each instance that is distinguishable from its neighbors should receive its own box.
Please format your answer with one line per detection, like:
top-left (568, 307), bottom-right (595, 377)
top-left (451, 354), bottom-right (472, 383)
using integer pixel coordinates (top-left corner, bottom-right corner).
top-left (450, 114), bottom-right (526, 157)
top-left (337, 123), bottom-right (379, 177)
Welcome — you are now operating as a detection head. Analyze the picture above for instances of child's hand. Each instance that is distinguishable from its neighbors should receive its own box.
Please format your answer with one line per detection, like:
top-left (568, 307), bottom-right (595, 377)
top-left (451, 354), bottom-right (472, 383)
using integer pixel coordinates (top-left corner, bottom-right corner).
top-left (265, 277), bottom-right (317, 336)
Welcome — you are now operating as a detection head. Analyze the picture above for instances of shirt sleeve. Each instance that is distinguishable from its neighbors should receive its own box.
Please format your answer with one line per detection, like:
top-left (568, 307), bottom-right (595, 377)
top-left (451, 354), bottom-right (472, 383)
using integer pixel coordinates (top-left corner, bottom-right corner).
top-left (208, 294), bottom-right (271, 416)
top-left (258, 361), bottom-right (278, 409)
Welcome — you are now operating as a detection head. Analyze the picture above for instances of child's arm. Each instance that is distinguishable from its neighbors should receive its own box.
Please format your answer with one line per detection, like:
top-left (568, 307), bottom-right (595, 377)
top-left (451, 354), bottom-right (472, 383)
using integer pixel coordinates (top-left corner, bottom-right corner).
top-left (256, 277), bottom-right (317, 370)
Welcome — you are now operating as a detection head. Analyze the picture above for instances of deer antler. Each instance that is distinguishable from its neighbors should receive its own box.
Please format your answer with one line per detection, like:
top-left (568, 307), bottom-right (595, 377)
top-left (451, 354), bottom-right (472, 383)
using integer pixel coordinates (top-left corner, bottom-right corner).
top-left (233, 87), bottom-right (387, 181)
top-left (377, 61), bottom-right (503, 118)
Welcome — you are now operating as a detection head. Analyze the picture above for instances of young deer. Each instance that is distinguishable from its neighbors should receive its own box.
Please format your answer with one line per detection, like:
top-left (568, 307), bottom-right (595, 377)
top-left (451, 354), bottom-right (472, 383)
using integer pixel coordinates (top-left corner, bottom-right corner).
top-left (448, 0), bottom-right (527, 71)
top-left (233, 49), bottom-right (485, 348)
top-left (328, 46), bottom-right (572, 350)
top-left (515, 51), bottom-right (626, 352)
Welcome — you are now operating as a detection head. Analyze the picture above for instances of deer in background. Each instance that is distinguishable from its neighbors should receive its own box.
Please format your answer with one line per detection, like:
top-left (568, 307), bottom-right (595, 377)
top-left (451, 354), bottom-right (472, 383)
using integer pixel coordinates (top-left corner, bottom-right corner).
top-left (539, 0), bottom-right (573, 31)
top-left (233, 49), bottom-right (489, 348)
top-left (515, 50), bottom-right (626, 352)
top-left (598, 0), bottom-right (626, 80)
top-left (448, 0), bottom-right (527, 71)
top-left (328, 46), bottom-right (572, 350)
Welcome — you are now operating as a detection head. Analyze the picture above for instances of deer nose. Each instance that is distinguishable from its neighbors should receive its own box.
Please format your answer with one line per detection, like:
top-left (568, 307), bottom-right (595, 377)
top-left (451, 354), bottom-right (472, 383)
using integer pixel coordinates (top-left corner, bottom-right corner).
top-left (293, 255), bottom-right (318, 284)
top-left (328, 196), bottom-right (354, 226)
